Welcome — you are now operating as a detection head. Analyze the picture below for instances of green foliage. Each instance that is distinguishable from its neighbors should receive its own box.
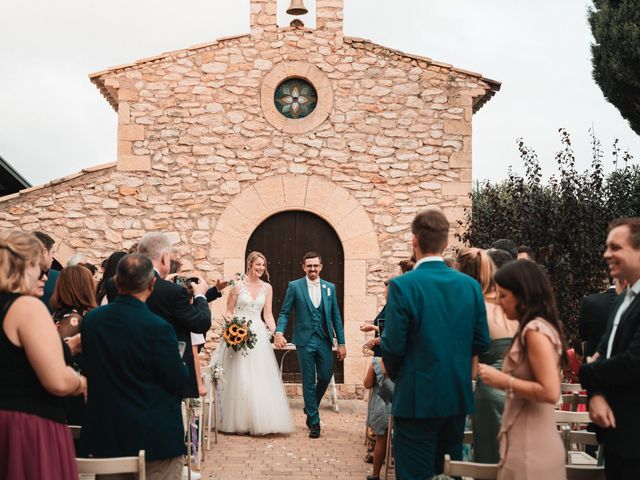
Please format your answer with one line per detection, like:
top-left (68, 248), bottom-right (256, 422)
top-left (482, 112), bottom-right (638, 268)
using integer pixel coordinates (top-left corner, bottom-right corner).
top-left (459, 130), bottom-right (638, 338)
top-left (589, 0), bottom-right (640, 135)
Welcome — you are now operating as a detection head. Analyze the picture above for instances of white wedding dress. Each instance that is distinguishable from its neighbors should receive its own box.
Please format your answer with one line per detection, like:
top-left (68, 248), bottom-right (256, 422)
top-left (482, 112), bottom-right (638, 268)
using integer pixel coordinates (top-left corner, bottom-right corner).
top-left (213, 282), bottom-right (294, 435)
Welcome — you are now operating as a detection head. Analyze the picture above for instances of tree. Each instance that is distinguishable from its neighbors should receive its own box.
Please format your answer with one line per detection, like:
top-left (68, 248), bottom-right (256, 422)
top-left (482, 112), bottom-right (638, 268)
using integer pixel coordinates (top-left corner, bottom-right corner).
top-left (589, 0), bottom-right (640, 135)
top-left (459, 130), bottom-right (638, 338)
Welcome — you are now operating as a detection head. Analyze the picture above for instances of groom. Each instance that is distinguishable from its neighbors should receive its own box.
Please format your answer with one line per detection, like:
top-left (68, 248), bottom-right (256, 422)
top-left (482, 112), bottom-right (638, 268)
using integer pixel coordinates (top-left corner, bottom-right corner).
top-left (275, 251), bottom-right (346, 438)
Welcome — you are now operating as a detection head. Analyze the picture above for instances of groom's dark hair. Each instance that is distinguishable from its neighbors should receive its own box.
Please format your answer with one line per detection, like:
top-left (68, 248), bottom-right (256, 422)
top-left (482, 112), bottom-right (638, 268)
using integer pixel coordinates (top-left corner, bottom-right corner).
top-left (302, 251), bottom-right (322, 264)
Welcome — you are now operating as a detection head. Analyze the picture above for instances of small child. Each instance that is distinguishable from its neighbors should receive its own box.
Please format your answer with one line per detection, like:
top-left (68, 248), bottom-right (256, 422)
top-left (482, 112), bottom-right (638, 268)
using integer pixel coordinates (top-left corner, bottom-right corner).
top-left (363, 357), bottom-right (394, 480)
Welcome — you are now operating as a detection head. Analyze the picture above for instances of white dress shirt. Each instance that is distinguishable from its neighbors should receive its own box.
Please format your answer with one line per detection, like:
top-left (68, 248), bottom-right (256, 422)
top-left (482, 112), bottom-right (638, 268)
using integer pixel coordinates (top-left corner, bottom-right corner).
top-left (606, 279), bottom-right (640, 358)
top-left (306, 277), bottom-right (321, 308)
top-left (413, 256), bottom-right (444, 269)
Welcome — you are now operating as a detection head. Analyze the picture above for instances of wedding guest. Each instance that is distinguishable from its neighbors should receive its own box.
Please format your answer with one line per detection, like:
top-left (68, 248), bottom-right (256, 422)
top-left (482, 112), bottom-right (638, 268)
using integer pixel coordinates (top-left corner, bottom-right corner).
top-left (382, 209), bottom-right (490, 479)
top-left (138, 232), bottom-right (211, 399)
top-left (79, 254), bottom-right (188, 479)
top-left (491, 239), bottom-right (517, 259)
top-left (361, 276), bottom-right (392, 463)
top-left (0, 230), bottom-right (86, 479)
top-left (33, 231), bottom-right (59, 312)
top-left (398, 258), bottom-right (415, 274)
top-left (579, 281), bottom-right (621, 359)
top-left (169, 257), bottom-right (208, 398)
top-left (363, 357), bottom-right (394, 480)
top-left (580, 217), bottom-right (640, 478)
top-left (478, 260), bottom-right (567, 479)
top-left (443, 255), bottom-right (458, 269)
top-left (67, 253), bottom-right (90, 267)
top-left (516, 245), bottom-right (535, 261)
top-left (487, 248), bottom-right (514, 269)
top-left (457, 247), bottom-right (518, 464)
top-left (361, 276), bottom-right (393, 357)
top-left (95, 251), bottom-right (126, 305)
top-left (565, 340), bottom-right (584, 384)
top-left (78, 262), bottom-right (99, 284)
top-left (51, 265), bottom-right (97, 425)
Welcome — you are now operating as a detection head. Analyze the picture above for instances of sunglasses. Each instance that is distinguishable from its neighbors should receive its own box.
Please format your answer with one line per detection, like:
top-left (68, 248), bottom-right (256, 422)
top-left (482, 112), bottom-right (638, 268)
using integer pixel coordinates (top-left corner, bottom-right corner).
top-left (37, 267), bottom-right (49, 280)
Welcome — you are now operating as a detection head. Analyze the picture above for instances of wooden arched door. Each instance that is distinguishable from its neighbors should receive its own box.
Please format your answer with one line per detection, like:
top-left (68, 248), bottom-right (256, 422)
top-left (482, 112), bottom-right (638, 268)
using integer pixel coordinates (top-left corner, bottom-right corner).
top-left (245, 210), bottom-right (344, 383)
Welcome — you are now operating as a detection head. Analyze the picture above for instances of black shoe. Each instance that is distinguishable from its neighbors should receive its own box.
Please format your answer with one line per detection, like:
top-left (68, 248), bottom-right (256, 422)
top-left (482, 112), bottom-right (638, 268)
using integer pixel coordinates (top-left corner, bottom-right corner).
top-left (309, 424), bottom-right (321, 439)
top-left (303, 408), bottom-right (312, 429)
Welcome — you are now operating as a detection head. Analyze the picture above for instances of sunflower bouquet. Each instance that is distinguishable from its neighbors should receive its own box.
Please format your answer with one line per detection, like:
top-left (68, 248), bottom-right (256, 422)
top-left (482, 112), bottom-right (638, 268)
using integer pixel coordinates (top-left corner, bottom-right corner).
top-left (222, 316), bottom-right (257, 355)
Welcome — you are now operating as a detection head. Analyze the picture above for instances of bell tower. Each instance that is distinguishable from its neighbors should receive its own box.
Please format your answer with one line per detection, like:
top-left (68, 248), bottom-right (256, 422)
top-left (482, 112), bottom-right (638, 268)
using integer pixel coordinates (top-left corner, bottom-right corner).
top-left (250, 0), bottom-right (343, 47)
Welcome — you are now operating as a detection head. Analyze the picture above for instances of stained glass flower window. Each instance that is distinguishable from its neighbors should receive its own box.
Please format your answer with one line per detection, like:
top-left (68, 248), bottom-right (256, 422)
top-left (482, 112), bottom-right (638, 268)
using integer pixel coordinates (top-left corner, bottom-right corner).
top-left (274, 78), bottom-right (318, 119)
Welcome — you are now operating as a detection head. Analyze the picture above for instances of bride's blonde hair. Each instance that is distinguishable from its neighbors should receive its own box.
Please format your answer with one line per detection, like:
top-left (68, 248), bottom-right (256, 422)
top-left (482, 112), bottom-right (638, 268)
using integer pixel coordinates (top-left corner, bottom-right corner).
top-left (246, 251), bottom-right (270, 282)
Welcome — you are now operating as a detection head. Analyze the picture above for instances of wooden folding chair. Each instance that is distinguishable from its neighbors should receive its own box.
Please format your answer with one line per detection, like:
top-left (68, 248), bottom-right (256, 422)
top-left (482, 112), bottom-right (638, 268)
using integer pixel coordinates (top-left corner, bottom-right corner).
top-left (554, 410), bottom-right (591, 427)
top-left (202, 370), bottom-right (219, 450)
top-left (76, 450), bottom-right (145, 479)
top-left (561, 382), bottom-right (583, 393)
top-left (443, 453), bottom-right (498, 479)
top-left (384, 415), bottom-right (393, 480)
top-left (566, 464), bottom-right (606, 480)
top-left (560, 426), bottom-right (602, 465)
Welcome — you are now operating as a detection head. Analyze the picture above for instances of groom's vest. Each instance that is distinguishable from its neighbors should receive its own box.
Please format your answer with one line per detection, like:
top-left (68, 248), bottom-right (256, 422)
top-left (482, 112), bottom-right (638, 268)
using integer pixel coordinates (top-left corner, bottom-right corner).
top-left (312, 300), bottom-right (329, 340)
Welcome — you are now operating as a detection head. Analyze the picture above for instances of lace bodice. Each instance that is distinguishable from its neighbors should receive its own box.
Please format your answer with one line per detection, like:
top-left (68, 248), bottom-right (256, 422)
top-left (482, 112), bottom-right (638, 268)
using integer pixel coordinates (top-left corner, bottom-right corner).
top-left (235, 282), bottom-right (267, 320)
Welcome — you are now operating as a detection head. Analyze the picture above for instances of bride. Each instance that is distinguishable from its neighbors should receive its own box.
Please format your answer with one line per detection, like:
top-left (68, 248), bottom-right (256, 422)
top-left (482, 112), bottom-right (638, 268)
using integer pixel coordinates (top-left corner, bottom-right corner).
top-left (214, 251), bottom-right (294, 435)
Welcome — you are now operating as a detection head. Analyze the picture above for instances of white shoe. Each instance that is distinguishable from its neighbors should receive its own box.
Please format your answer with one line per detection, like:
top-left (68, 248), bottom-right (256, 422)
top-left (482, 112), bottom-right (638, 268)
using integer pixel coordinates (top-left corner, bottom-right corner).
top-left (182, 466), bottom-right (202, 480)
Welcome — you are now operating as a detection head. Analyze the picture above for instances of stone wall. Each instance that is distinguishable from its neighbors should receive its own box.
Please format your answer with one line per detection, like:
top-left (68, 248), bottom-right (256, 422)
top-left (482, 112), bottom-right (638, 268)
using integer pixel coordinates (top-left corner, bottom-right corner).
top-left (0, 13), bottom-right (496, 392)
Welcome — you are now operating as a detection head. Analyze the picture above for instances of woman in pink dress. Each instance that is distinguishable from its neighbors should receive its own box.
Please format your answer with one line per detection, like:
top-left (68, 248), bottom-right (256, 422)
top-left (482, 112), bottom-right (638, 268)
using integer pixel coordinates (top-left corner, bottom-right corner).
top-left (478, 260), bottom-right (567, 480)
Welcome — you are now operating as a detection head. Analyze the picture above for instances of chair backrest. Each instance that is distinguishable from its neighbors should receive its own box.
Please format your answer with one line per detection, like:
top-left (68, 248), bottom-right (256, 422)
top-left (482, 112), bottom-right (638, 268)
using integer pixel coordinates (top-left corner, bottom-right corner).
top-left (566, 430), bottom-right (599, 447)
top-left (561, 383), bottom-right (583, 393)
top-left (76, 450), bottom-right (146, 479)
top-left (554, 410), bottom-right (591, 425)
top-left (566, 465), bottom-right (606, 480)
top-left (443, 454), bottom-right (498, 479)
top-left (559, 393), bottom-right (588, 411)
top-left (68, 425), bottom-right (81, 440)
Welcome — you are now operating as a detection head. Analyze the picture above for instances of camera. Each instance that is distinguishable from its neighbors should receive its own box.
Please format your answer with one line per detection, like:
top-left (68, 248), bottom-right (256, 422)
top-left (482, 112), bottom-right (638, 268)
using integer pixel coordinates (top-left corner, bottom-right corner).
top-left (173, 276), bottom-right (199, 297)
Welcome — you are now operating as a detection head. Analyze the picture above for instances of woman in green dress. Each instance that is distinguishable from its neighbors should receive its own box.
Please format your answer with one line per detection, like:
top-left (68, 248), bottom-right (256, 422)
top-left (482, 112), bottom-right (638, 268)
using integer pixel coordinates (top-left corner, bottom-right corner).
top-left (457, 248), bottom-right (519, 463)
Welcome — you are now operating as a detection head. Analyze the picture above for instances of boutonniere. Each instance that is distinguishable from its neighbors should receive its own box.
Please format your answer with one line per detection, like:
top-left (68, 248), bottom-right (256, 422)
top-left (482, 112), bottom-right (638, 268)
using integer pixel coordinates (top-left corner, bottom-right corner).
top-left (324, 285), bottom-right (331, 297)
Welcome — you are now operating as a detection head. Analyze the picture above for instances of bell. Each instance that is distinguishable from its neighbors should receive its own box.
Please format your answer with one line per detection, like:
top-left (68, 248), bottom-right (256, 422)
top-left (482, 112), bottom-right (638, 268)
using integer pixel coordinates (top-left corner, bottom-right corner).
top-left (286, 0), bottom-right (308, 16)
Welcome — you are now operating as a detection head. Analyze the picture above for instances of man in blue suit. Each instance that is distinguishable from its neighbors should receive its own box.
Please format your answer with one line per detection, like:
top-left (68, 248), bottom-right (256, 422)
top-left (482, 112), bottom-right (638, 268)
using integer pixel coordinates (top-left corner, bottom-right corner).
top-left (275, 252), bottom-right (346, 439)
top-left (382, 209), bottom-right (490, 480)
top-left (80, 253), bottom-right (188, 479)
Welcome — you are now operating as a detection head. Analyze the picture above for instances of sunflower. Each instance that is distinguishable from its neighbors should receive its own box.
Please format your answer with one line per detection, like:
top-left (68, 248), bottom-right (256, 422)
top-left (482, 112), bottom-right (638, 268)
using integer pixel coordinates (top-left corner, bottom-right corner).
top-left (229, 324), bottom-right (240, 335)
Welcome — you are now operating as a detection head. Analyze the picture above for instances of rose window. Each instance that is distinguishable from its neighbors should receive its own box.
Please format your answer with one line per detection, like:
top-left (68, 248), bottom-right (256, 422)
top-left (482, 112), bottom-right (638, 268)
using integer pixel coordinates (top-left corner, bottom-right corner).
top-left (274, 78), bottom-right (318, 119)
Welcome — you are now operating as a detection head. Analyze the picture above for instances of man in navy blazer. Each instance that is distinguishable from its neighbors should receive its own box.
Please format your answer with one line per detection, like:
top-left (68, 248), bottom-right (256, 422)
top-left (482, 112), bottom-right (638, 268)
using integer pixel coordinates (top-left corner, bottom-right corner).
top-left (80, 254), bottom-right (188, 478)
top-left (138, 232), bottom-right (212, 399)
top-left (382, 209), bottom-right (490, 480)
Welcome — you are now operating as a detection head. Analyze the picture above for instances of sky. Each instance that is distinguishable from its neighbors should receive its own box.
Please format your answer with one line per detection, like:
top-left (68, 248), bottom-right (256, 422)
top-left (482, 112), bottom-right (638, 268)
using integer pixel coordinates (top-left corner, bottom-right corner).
top-left (1, 0), bottom-right (638, 187)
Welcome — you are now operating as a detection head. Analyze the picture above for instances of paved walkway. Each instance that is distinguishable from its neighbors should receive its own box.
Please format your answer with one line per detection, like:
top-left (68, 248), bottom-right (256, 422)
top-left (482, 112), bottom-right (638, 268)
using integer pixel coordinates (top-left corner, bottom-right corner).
top-left (198, 398), bottom-right (393, 480)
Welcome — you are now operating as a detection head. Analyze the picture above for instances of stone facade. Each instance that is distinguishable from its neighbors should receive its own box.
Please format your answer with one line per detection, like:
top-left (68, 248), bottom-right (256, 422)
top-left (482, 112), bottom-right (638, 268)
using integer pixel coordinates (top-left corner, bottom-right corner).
top-left (0, 0), bottom-right (499, 394)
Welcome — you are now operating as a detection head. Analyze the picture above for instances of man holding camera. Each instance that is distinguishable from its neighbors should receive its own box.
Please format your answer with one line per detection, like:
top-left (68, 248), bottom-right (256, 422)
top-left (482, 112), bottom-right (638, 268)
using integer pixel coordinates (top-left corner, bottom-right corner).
top-left (138, 233), bottom-right (212, 399)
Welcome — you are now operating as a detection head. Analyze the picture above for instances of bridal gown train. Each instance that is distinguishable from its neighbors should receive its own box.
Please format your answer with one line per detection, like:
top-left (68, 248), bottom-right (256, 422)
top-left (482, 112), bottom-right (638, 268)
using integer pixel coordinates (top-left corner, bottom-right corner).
top-left (213, 282), bottom-right (294, 435)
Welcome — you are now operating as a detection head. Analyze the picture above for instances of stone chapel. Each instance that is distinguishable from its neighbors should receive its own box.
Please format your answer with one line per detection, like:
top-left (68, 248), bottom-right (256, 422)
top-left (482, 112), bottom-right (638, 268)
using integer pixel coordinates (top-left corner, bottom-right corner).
top-left (0, 0), bottom-right (500, 394)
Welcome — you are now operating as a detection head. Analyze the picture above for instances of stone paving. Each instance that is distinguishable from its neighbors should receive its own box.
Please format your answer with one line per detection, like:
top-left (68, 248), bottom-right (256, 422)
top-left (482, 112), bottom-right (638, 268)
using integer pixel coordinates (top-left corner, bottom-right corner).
top-left (198, 398), bottom-right (393, 480)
